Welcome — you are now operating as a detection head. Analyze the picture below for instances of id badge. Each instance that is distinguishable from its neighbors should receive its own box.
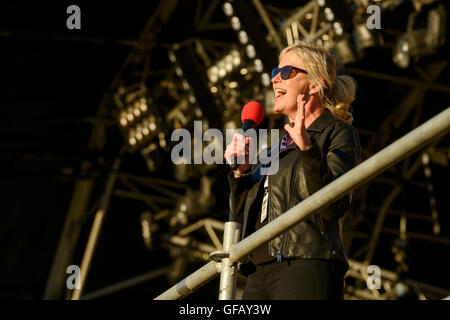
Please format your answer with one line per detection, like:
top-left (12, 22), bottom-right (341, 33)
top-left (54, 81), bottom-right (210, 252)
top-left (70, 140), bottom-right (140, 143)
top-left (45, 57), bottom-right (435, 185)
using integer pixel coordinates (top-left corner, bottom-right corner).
top-left (260, 177), bottom-right (269, 222)
top-left (260, 191), bottom-right (268, 222)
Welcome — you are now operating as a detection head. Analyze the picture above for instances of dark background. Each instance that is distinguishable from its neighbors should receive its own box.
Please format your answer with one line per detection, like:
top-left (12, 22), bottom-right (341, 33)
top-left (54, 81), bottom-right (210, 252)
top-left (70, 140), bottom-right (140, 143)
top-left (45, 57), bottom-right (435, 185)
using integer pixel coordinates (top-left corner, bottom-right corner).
top-left (0, 1), bottom-right (449, 299)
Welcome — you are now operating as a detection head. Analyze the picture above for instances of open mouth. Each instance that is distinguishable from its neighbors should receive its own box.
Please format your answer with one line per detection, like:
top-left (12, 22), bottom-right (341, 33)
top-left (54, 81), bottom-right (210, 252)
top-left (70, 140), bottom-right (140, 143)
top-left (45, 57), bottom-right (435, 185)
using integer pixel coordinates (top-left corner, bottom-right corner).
top-left (274, 88), bottom-right (287, 101)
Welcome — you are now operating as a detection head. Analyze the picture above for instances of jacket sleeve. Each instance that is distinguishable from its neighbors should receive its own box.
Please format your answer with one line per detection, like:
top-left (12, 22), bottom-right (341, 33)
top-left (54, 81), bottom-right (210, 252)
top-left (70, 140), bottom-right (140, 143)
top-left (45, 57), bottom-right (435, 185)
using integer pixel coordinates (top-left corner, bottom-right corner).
top-left (297, 122), bottom-right (361, 220)
top-left (227, 170), bottom-right (254, 223)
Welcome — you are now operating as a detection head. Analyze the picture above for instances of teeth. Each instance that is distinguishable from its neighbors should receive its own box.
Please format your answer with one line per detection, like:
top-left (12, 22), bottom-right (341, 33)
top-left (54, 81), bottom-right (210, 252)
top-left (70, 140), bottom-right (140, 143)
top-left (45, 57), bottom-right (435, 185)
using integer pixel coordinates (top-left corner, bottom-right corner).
top-left (275, 89), bottom-right (287, 94)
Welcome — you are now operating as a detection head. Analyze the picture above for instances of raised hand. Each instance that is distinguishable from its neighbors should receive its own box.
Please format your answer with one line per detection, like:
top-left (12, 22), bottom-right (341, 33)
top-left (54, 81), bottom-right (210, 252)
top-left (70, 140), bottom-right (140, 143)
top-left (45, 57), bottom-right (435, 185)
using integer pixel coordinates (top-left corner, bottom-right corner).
top-left (283, 93), bottom-right (313, 151)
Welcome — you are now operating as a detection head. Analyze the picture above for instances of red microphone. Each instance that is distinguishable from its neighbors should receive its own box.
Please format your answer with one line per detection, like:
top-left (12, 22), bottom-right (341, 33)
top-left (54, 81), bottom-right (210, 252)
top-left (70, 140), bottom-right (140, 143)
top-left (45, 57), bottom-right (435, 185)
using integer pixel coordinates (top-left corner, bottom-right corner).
top-left (230, 101), bottom-right (264, 170)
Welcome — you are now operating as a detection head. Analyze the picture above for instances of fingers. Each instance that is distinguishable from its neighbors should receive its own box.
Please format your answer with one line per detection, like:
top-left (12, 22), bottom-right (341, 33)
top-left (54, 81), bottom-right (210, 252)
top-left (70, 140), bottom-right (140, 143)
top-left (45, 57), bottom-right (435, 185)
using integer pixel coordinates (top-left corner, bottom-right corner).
top-left (296, 94), bottom-right (306, 127)
top-left (224, 133), bottom-right (252, 165)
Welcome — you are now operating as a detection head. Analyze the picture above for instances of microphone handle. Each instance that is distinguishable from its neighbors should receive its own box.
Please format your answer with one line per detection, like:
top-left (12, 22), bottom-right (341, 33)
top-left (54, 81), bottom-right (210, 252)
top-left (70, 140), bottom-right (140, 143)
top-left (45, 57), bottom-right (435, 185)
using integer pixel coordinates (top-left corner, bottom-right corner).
top-left (230, 119), bottom-right (255, 172)
top-left (231, 155), bottom-right (239, 171)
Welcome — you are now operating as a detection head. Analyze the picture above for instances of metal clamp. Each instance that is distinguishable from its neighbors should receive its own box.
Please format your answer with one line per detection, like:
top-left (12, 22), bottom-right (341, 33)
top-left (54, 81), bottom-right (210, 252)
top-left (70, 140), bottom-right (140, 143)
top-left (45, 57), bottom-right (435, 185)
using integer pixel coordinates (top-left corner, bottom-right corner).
top-left (210, 250), bottom-right (229, 263)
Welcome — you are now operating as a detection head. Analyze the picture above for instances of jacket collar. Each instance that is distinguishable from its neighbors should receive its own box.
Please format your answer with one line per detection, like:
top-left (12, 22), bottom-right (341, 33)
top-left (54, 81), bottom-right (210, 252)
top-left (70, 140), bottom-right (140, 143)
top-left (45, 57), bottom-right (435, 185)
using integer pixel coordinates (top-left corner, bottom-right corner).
top-left (306, 108), bottom-right (336, 133)
top-left (278, 109), bottom-right (336, 141)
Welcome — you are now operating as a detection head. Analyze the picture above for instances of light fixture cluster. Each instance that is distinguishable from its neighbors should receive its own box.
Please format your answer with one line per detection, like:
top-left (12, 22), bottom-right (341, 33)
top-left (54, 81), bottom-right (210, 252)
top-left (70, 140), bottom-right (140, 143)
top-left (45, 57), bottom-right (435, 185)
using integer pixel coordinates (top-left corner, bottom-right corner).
top-left (222, 1), bottom-right (271, 87)
top-left (421, 152), bottom-right (440, 236)
top-left (393, 5), bottom-right (446, 69)
top-left (207, 49), bottom-right (241, 84)
top-left (118, 95), bottom-right (158, 148)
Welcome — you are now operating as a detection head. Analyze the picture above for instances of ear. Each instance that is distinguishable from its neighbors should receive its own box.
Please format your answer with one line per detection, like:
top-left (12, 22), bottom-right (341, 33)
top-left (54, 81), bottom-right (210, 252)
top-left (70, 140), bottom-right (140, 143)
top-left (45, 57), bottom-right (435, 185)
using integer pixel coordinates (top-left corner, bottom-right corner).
top-left (308, 79), bottom-right (325, 95)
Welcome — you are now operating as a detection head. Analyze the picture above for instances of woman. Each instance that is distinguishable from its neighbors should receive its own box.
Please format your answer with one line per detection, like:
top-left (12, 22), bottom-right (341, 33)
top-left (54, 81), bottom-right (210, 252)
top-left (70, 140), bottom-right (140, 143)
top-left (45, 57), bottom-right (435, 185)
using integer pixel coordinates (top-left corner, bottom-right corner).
top-left (224, 42), bottom-right (361, 300)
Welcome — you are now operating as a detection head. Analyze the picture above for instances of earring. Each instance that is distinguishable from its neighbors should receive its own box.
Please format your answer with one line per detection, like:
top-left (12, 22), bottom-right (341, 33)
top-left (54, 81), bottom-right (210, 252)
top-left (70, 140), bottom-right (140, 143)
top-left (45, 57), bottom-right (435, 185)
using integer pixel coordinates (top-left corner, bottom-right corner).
top-left (308, 91), bottom-right (312, 95)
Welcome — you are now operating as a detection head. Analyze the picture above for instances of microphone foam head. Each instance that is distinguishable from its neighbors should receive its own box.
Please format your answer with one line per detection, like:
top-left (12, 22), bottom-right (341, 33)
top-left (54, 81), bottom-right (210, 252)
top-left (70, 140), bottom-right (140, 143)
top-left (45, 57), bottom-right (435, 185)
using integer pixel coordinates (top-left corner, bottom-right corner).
top-left (241, 101), bottom-right (264, 126)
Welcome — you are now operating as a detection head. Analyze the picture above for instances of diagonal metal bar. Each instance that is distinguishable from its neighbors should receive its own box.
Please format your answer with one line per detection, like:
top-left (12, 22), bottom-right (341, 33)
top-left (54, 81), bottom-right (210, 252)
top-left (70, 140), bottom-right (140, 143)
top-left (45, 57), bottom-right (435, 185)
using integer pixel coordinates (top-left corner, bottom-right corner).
top-left (71, 157), bottom-right (122, 300)
top-left (81, 267), bottom-right (170, 300)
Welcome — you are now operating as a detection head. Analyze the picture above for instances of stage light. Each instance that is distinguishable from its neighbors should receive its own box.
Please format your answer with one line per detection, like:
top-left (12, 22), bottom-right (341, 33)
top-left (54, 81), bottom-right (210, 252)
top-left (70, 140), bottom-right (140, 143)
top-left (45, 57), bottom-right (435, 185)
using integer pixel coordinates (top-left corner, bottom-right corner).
top-left (140, 211), bottom-right (156, 250)
top-left (231, 16), bottom-right (241, 30)
top-left (231, 50), bottom-right (241, 66)
top-left (261, 73), bottom-right (271, 87)
top-left (246, 44), bottom-right (256, 58)
top-left (175, 66), bottom-right (183, 77)
top-left (195, 107), bottom-right (203, 117)
top-left (238, 30), bottom-right (248, 44)
top-left (324, 8), bottom-right (334, 21)
top-left (119, 110), bottom-right (128, 127)
top-left (159, 132), bottom-right (167, 149)
top-left (426, 5), bottom-right (446, 48)
top-left (175, 66), bottom-right (183, 78)
top-left (229, 81), bottom-right (238, 89)
top-left (207, 49), bottom-right (243, 84)
top-left (223, 0), bottom-right (277, 90)
top-left (218, 67), bottom-right (226, 78)
top-left (393, 30), bottom-right (428, 68)
top-left (395, 282), bottom-right (408, 298)
top-left (353, 24), bottom-right (376, 52)
top-left (114, 84), bottom-right (163, 154)
top-left (317, 0), bottom-right (325, 7)
top-left (126, 112), bottom-right (134, 122)
top-left (333, 22), bottom-right (343, 36)
top-left (334, 38), bottom-right (357, 65)
top-left (393, 36), bottom-right (413, 68)
top-left (208, 68), bottom-right (219, 83)
top-left (168, 51), bottom-right (176, 63)
top-left (392, 5), bottom-right (445, 68)
top-left (149, 121), bottom-right (156, 132)
top-left (222, 2), bottom-right (233, 17)
top-left (254, 59), bottom-right (263, 73)
top-left (181, 80), bottom-right (190, 90)
top-left (225, 62), bottom-right (233, 73)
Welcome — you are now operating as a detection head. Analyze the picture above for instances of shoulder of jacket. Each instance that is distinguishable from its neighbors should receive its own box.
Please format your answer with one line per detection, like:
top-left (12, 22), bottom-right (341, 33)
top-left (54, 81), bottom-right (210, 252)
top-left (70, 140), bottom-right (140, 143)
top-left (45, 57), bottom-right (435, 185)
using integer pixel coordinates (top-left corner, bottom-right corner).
top-left (331, 121), bottom-right (355, 135)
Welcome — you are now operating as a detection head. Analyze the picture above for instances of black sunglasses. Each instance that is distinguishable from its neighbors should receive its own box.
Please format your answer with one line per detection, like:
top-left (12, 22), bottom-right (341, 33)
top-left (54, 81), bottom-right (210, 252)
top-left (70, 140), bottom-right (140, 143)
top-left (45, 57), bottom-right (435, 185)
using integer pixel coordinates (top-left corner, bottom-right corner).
top-left (271, 65), bottom-right (308, 80)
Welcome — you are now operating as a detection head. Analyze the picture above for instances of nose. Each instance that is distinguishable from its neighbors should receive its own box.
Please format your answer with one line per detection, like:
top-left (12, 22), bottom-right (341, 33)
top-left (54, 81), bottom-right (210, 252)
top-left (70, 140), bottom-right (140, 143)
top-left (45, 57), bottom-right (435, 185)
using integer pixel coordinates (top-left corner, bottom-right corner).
top-left (271, 71), bottom-right (281, 85)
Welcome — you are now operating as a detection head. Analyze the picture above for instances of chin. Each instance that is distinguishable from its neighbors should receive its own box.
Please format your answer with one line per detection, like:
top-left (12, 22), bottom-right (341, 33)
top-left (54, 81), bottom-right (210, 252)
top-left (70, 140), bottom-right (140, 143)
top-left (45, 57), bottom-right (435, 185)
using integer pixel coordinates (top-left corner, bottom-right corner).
top-left (273, 101), bottom-right (284, 113)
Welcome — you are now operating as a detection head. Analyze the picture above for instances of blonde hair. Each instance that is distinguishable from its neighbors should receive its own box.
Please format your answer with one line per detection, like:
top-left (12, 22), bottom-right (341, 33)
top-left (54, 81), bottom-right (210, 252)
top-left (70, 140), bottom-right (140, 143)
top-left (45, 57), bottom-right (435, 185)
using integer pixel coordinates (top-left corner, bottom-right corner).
top-left (280, 42), bottom-right (356, 124)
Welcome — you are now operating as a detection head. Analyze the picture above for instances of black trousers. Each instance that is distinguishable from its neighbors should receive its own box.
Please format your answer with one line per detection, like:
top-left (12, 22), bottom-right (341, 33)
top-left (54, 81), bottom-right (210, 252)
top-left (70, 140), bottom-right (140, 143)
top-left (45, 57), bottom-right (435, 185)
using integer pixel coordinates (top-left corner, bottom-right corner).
top-left (242, 259), bottom-right (347, 300)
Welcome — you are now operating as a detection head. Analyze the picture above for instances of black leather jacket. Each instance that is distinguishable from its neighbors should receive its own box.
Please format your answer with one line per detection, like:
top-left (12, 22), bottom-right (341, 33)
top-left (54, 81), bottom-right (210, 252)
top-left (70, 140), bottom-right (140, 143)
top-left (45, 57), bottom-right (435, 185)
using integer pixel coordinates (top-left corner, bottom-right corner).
top-left (228, 109), bottom-right (361, 270)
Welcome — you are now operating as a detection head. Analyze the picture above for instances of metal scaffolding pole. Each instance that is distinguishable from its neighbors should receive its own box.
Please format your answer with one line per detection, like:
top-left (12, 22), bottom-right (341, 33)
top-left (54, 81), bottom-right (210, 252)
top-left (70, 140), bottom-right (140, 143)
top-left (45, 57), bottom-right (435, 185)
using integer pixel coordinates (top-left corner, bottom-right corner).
top-left (215, 222), bottom-right (240, 300)
top-left (82, 267), bottom-right (170, 300)
top-left (70, 157), bottom-right (121, 300)
top-left (43, 177), bottom-right (94, 299)
top-left (155, 106), bottom-right (450, 300)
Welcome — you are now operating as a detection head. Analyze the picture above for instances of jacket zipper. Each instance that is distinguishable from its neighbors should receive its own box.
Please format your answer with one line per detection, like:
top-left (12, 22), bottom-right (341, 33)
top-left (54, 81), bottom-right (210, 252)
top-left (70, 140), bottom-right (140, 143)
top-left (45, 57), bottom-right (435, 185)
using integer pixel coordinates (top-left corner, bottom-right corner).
top-left (277, 157), bottom-right (299, 262)
top-left (318, 214), bottom-right (326, 240)
top-left (267, 172), bottom-right (284, 262)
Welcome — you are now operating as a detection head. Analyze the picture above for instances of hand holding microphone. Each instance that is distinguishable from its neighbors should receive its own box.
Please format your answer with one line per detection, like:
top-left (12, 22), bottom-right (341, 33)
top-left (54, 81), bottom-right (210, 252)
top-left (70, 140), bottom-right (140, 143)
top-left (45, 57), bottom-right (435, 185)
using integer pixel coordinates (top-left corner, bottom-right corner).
top-left (224, 101), bottom-right (264, 177)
